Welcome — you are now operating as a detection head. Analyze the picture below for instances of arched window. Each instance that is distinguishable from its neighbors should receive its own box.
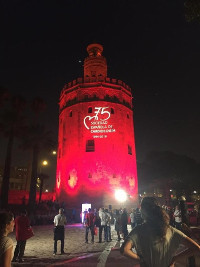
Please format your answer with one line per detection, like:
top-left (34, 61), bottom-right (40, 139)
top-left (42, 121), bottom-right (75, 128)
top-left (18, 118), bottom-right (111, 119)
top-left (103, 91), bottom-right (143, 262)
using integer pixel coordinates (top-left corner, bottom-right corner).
top-left (127, 113), bottom-right (129, 119)
top-left (69, 110), bottom-right (72, 117)
top-left (111, 108), bottom-right (114, 114)
top-left (88, 107), bottom-right (92, 113)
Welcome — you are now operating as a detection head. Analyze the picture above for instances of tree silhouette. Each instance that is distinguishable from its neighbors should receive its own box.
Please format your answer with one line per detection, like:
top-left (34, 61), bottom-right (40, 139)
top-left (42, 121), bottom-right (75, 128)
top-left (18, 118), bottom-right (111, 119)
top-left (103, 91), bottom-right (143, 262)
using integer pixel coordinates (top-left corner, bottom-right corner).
top-left (20, 123), bottom-right (55, 211)
top-left (0, 94), bottom-right (26, 208)
top-left (185, 0), bottom-right (200, 22)
top-left (138, 151), bottom-right (200, 201)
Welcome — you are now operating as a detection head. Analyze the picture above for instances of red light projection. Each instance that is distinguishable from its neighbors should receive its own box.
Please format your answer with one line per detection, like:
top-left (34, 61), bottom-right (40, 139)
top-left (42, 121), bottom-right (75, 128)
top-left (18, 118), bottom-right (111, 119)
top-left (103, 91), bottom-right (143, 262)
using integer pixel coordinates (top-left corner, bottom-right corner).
top-left (56, 44), bottom-right (138, 208)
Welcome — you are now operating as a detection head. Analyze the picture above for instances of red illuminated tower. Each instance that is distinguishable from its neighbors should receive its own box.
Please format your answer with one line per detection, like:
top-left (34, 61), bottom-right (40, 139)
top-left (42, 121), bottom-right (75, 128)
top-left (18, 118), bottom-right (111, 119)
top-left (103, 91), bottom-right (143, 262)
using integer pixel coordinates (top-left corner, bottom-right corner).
top-left (56, 44), bottom-right (138, 208)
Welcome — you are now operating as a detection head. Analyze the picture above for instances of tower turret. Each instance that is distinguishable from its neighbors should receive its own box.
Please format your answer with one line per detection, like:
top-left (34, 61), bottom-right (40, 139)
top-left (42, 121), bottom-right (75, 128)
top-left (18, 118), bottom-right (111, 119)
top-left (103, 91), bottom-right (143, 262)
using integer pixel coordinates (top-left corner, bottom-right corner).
top-left (84, 43), bottom-right (107, 82)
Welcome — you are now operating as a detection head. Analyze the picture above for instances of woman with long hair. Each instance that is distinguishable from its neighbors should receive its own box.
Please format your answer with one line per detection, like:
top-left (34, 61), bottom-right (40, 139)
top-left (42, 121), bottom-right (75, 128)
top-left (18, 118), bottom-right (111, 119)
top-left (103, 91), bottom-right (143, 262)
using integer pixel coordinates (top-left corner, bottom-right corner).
top-left (121, 197), bottom-right (200, 267)
top-left (0, 211), bottom-right (15, 267)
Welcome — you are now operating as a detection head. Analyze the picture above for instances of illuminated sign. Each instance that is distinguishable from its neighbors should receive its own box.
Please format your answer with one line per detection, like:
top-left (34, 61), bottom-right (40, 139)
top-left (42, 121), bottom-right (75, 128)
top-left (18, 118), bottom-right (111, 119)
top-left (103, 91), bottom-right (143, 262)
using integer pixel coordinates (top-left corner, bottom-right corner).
top-left (83, 107), bottom-right (116, 138)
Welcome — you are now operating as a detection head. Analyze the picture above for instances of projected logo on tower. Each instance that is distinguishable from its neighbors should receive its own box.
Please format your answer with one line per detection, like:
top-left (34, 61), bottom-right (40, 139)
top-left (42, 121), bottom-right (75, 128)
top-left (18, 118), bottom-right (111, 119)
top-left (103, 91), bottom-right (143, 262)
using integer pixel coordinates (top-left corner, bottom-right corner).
top-left (84, 107), bottom-right (116, 138)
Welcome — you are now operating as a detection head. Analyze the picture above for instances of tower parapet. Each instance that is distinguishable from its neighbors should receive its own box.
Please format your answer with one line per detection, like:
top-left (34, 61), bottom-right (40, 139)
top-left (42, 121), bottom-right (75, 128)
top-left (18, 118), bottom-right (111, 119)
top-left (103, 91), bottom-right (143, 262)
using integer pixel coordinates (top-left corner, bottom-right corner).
top-left (59, 77), bottom-right (133, 113)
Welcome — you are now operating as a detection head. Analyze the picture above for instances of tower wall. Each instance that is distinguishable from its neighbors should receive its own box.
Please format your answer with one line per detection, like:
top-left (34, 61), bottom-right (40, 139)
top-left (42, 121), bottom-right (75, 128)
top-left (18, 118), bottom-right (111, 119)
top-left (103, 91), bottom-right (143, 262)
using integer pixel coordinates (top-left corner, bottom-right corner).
top-left (56, 44), bottom-right (138, 209)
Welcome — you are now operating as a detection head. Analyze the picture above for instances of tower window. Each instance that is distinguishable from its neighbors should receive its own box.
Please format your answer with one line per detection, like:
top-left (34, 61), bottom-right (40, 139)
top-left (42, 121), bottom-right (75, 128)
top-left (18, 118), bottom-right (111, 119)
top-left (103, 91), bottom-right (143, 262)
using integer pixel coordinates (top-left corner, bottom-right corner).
top-left (128, 145), bottom-right (132, 155)
top-left (127, 113), bottom-right (129, 119)
top-left (88, 107), bottom-right (92, 113)
top-left (111, 108), bottom-right (114, 114)
top-left (69, 110), bottom-right (72, 117)
top-left (86, 140), bottom-right (95, 152)
top-left (58, 148), bottom-right (61, 158)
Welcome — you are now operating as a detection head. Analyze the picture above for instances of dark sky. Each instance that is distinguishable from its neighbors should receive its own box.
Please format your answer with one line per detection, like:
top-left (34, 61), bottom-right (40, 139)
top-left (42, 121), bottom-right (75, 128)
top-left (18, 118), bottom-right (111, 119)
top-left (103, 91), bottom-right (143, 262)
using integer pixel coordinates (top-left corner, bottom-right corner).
top-left (1, 0), bottom-right (200, 171)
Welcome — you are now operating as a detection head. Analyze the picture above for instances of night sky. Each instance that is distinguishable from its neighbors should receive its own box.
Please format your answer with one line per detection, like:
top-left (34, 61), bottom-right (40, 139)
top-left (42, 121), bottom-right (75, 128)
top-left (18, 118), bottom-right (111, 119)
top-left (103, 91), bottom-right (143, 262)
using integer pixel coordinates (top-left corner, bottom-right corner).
top-left (1, 0), bottom-right (200, 183)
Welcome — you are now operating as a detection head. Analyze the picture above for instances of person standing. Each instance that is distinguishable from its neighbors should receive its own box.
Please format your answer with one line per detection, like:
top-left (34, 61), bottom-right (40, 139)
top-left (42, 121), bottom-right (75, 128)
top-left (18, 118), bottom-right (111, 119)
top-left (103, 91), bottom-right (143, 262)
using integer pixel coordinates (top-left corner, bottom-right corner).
top-left (85, 208), bottom-right (95, 243)
top-left (130, 208), bottom-right (136, 229)
top-left (98, 208), bottom-right (107, 243)
top-left (121, 208), bottom-right (128, 240)
top-left (53, 208), bottom-right (67, 255)
top-left (12, 210), bottom-right (32, 263)
top-left (0, 211), bottom-right (15, 267)
top-left (174, 205), bottom-right (182, 231)
top-left (105, 209), bottom-right (112, 242)
top-left (114, 209), bottom-right (122, 241)
top-left (135, 208), bottom-right (142, 226)
top-left (121, 197), bottom-right (200, 267)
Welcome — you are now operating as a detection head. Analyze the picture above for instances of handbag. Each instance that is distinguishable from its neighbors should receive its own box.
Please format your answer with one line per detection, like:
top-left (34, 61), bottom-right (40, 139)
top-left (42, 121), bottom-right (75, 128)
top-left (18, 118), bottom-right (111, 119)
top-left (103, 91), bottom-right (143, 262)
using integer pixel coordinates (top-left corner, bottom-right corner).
top-left (24, 226), bottom-right (34, 240)
top-left (94, 226), bottom-right (98, 236)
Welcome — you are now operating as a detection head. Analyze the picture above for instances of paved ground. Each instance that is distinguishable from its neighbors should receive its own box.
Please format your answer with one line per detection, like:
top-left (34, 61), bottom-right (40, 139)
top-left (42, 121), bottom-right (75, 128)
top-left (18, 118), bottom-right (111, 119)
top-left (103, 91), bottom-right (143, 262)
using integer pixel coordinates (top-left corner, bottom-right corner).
top-left (10, 224), bottom-right (200, 267)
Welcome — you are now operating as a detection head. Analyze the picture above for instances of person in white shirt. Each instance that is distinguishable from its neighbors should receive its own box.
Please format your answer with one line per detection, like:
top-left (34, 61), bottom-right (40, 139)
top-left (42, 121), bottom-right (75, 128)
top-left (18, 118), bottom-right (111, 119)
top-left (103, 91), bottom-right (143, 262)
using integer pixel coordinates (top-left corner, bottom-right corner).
top-left (98, 208), bottom-right (107, 243)
top-left (53, 208), bottom-right (67, 255)
top-left (174, 205), bottom-right (182, 230)
top-left (105, 209), bottom-right (112, 242)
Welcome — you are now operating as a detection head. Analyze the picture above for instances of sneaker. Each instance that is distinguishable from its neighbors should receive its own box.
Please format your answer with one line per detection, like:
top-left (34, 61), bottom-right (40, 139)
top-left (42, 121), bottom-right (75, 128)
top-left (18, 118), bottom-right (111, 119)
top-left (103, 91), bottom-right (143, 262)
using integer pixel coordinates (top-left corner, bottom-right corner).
top-left (18, 259), bottom-right (24, 263)
top-left (53, 253), bottom-right (56, 256)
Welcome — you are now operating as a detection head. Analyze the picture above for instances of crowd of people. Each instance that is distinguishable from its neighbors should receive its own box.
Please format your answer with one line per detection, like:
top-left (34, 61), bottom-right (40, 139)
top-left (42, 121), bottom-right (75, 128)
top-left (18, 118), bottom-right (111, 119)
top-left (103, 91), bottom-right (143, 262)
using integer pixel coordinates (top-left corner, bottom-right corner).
top-left (1, 198), bottom-right (200, 267)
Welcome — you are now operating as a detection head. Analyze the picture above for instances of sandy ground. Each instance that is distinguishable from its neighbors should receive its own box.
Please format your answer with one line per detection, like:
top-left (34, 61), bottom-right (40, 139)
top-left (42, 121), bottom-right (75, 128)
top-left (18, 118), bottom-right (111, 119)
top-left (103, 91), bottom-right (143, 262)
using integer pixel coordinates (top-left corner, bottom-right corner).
top-left (11, 223), bottom-right (109, 266)
top-left (10, 224), bottom-right (200, 267)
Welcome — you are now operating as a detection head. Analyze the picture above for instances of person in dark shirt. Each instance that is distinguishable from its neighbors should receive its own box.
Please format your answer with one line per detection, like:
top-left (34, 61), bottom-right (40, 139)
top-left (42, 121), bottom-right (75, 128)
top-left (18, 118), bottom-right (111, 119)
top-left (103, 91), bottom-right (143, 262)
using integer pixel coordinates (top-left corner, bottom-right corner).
top-left (12, 210), bottom-right (32, 263)
top-left (85, 208), bottom-right (96, 244)
top-left (121, 208), bottom-right (128, 239)
top-left (135, 208), bottom-right (143, 226)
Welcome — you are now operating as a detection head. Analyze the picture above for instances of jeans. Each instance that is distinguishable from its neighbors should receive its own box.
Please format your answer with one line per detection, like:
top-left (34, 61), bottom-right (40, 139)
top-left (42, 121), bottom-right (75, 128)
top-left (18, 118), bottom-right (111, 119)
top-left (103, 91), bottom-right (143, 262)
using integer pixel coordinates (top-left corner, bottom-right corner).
top-left (122, 225), bottom-right (128, 239)
top-left (99, 225), bottom-right (106, 242)
top-left (85, 226), bottom-right (94, 242)
top-left (54, 239), bottom-right (64, 253)
top-left (106, 226), bottom-right (111, 241)
top-left (14, 240), bottom-right (26, 259)
top-left (175, 221), bottom-right (182, 231)
top-left (131, 222), bottom-right (136, 229)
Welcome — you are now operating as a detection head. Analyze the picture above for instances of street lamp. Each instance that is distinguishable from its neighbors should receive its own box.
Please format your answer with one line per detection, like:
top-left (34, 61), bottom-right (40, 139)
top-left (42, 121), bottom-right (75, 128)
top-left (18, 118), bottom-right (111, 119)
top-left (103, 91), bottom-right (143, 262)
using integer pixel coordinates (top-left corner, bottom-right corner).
top-left (52, 151), bottom-right (57, 155)
top-left (42, 160), bottom-right (48, 166)
top-left (38, 160), bottom-right (49, 202)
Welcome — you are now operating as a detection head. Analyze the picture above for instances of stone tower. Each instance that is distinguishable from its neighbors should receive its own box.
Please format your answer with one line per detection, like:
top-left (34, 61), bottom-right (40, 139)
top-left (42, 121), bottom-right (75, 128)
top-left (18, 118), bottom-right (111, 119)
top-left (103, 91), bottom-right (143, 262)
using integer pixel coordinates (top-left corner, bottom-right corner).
top-left (56, 43), bottom-right (138, 208)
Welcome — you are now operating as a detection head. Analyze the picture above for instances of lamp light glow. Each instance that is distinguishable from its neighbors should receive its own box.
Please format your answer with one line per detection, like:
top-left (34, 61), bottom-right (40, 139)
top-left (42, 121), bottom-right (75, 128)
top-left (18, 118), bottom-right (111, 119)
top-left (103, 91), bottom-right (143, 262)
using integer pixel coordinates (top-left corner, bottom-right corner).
top-left (115, 189), bottom-right (127, 202)
top-left (42, 160), bottom-right (48, 166)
